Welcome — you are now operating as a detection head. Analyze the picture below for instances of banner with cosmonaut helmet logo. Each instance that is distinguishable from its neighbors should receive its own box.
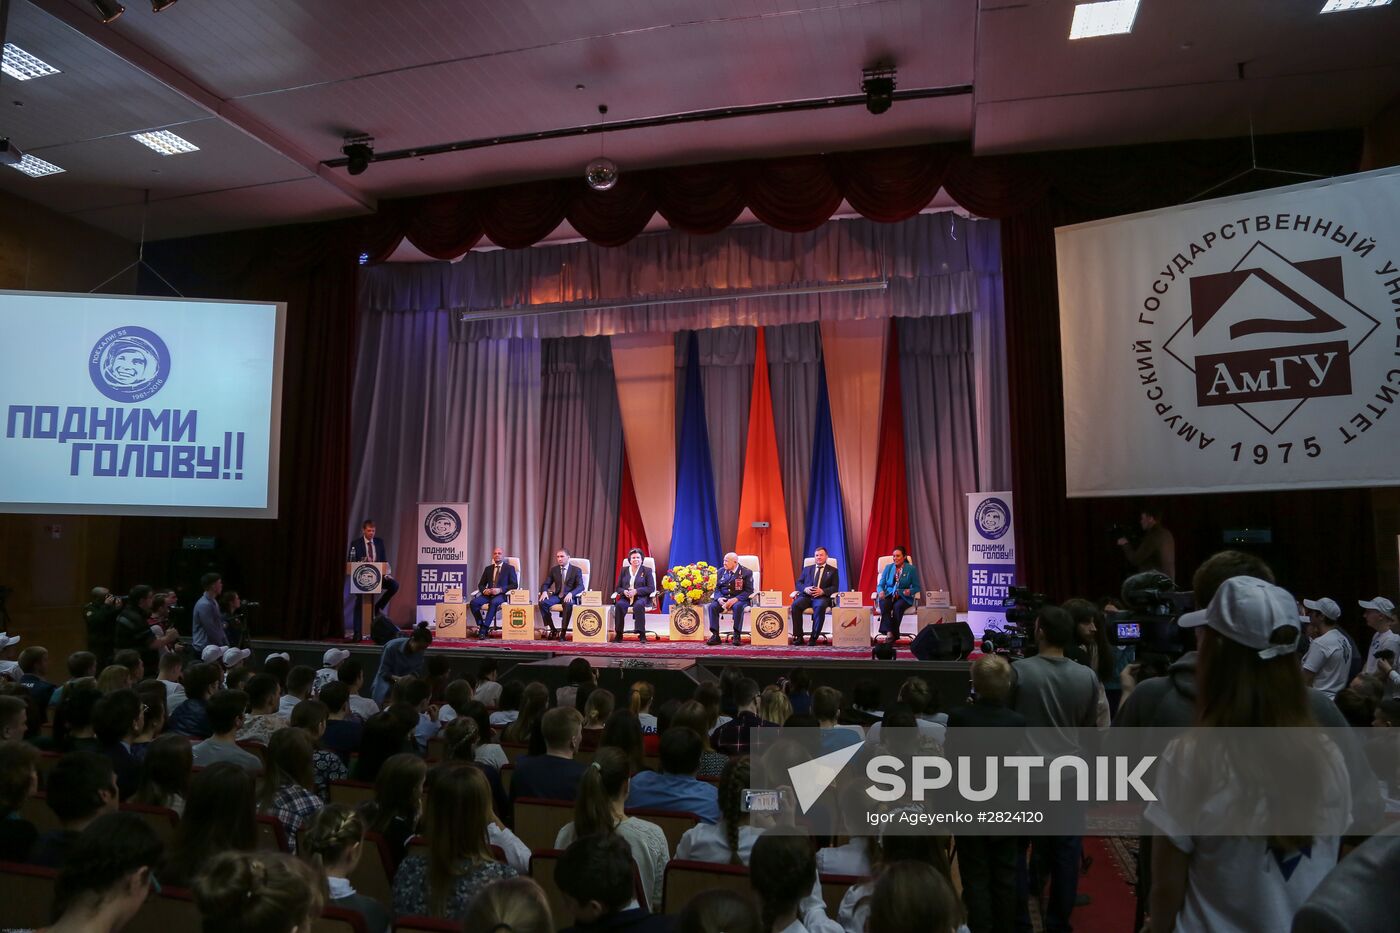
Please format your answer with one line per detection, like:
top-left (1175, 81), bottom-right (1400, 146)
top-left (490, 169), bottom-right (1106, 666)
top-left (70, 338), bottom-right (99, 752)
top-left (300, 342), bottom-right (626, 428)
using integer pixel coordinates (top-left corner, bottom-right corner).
top-left (1056, 166), bottom-right (1400, 497)
top-left (416, 502), bottom-right (469, 626)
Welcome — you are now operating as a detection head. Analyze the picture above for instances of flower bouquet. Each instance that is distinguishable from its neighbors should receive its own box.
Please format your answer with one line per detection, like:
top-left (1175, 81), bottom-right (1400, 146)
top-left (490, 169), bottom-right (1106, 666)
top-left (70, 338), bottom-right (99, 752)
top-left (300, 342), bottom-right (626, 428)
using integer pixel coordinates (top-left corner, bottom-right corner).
top-left (661, 562), bottom-right (719, 605)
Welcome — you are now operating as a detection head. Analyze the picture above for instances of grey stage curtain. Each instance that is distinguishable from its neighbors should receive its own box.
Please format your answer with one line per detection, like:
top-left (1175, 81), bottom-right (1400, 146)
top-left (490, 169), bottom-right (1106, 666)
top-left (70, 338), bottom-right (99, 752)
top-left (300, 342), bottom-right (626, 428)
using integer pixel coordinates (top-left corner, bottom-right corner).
top-left (764, 322), bottom-right (822, 571)
top-left (675, 327), bottom-right (756, 552)
top-left (361, 213), bottom-right (998, 340)
top-left (899, 314), bottom-right (978, 609)
top-left (539, 337), bottom-right (623, 589)
top-left (348, 305), bottom-right (542, 625)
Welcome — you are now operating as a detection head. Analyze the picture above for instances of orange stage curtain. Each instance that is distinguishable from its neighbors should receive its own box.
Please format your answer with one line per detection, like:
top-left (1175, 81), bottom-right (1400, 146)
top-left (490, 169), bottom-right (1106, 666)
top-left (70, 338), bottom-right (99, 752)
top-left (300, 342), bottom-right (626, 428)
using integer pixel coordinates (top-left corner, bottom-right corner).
top-left (734, 328), bottom-right (796, 596)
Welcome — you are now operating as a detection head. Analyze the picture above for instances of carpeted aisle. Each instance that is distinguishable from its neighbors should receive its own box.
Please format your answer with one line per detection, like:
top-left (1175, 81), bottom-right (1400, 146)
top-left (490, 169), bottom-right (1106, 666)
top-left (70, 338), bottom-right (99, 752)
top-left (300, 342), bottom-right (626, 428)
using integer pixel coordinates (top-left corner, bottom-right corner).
top-left (1073, 836), bottom-right (1138, 933)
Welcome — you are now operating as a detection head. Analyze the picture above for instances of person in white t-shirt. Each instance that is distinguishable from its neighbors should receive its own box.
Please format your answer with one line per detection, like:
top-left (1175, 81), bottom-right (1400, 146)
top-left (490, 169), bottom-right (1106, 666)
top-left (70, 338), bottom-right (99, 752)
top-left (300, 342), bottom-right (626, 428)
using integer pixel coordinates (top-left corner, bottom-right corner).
top-left (1360, 597), bottom-right (1400, 680)
top-left (1147, 576), bottom-right (1352, 933)
top-left (1301, 598), bottom-right (1352, 700)
top-left (472, 659), bottom-right (503, 707)
top-left (337, 660), bottom-right (380, 722)
top-left (314, 648), bottom-right (351, 694)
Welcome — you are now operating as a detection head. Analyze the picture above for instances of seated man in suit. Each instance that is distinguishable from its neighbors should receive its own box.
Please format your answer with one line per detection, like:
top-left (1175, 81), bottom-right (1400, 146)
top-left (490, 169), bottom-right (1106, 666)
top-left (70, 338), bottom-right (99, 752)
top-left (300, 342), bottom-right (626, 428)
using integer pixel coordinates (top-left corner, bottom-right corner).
top-left (707, 552), bottom-right (754, 647)
top-left (347, 518), bottom-right (398, 617)
top-left (611, 547), bottom-right (655, 643)
top-left (537, 547), bottom-right (585, 640)
top-left (471, 546), bottom-right (518, 639)
top-left (875, 544), bottom-right (922, 640)
top-left (790, 546), bottom-right (837, 646)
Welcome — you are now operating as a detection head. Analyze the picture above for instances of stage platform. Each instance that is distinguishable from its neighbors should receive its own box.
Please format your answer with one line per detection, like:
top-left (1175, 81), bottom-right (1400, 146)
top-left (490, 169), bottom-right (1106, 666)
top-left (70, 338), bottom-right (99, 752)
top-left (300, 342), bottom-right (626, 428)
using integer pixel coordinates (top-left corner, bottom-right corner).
top-left (251, 632), bottom-right (973, 713)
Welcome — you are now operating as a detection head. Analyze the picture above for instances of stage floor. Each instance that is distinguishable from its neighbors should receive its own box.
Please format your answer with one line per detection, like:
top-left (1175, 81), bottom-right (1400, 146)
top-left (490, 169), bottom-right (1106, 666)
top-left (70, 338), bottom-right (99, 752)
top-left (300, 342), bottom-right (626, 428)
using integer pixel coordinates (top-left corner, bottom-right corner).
top-left (423, 632), bottom-right (879, 663)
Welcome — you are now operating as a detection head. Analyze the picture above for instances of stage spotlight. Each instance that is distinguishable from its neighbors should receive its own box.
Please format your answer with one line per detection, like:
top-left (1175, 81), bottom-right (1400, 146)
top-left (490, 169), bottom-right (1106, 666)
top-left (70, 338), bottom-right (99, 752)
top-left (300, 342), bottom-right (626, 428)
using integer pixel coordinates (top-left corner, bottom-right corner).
top-left (90, 0), bottom-right (125, 23)
top-left (152, 0), bottom-right (179, 11)
top-left (861, 64), bottom-right (897, 115)
top-left (342, 136), bottom-right (374, 176)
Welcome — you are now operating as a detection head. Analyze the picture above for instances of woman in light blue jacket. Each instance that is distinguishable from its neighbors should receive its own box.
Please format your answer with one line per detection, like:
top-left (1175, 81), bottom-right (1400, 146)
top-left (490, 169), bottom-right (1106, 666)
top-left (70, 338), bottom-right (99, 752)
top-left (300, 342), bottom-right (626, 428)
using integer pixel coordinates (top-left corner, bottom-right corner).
top-left (874, 545), bottom-right (921, 639)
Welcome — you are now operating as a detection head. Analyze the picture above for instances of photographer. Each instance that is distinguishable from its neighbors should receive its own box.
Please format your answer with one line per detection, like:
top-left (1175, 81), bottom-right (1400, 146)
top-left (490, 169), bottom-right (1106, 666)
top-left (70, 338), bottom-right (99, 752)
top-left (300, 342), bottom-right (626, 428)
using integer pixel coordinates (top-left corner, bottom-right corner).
top-left (1064, 598), bottom-right (1117, 723)
top-left (1117, 504), bottom-right (1176, 583)
top-left (82, 588), bottom-right (122, 668)
top-left (219, 589), bottom-right (251, 649)
top-left (113, 586), bottom-right (176, 672)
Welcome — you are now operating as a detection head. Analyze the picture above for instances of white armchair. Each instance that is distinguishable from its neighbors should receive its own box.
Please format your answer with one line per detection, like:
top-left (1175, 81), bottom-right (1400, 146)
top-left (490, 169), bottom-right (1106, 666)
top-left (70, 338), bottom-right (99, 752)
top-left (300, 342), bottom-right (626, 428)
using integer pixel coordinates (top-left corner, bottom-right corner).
top-left (611, 556), bottom-right (660, 610)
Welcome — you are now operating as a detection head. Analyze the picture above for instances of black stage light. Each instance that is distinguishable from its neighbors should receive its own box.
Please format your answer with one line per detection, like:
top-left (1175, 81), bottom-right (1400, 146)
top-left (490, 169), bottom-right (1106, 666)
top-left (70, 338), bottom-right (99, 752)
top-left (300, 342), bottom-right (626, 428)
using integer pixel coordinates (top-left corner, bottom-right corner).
top-left (342, 140), bottom-right (373, 176)
top-left (91, 0), bottom-right (125, 23)
top-left (861, 65), bottom-right (897, 115)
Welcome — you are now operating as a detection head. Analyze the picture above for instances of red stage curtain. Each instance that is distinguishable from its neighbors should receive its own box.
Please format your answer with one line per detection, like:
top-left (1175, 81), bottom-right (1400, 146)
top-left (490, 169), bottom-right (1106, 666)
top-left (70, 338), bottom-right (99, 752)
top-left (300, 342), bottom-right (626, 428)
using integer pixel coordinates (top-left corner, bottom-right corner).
top-left (856, 319), bottom-right (911, 594)
top-left (615, 447), bottom-right (651, 573)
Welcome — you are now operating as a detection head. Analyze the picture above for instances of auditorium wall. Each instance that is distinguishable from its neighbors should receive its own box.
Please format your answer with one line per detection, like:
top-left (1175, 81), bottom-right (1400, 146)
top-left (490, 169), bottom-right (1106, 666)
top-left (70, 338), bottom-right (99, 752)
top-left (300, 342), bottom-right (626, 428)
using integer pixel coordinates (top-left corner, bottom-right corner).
top-left (0, 190), bottom-right (137, 663)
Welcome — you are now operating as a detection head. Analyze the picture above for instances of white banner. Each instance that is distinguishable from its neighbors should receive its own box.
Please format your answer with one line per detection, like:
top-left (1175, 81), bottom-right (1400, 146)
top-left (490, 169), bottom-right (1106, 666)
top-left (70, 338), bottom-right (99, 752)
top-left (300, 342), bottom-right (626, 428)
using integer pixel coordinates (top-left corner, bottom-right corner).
top-left (966, 492), bottom-right (1015, 637)
top-left (415, 502), bottom-right (470, 626)
top-left (0, 290), bottom-right (284, 517)
top-left (1056, 167), bottom-right (1400, 497)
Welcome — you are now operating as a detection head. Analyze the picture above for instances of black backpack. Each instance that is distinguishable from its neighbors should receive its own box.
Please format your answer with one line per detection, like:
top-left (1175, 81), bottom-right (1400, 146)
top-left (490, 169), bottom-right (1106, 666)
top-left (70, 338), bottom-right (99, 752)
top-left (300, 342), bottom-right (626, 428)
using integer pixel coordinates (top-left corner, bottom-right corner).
top-left (370, 614), bottom-right (402, 645)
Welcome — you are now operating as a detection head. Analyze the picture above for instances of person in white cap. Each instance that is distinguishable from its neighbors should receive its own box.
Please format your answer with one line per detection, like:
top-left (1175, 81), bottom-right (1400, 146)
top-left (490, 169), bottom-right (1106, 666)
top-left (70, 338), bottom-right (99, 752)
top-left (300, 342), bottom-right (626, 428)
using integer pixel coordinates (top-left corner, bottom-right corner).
top-left (221, 647), bottom-right (252, 673)
top-left (1146, 576), bottom-right (1353, 933)
top-left (1359, 596), bottom-right (1399, 676)
top-left (1300, 597), bottom-right (1351, 700)
top-left (0, 633), bottom-right (21, 681)
top-left (315, 648), bottom-right (351, 694)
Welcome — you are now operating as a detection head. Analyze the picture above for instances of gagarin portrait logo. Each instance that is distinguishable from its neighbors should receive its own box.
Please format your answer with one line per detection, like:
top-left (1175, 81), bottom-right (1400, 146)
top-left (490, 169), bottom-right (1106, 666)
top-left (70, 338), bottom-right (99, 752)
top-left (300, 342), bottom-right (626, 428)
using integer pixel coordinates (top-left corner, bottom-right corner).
top-left (673, 606), bottom-right (701, 636)
top-left (1165, 241), bottom-right (1380, 434)
top-left (973, 498), bottom-right (1011, 540)
top-left (755, 610), bottom-right (785, 639)
top-left (439, 607), bottom-right (461, 631)
top-left (89, 326), bottom-right (170, 403)
top-left (576, 609), bottom-right (603, 638)
top-left (352, 564), bottom-right (382, 592)
top-left (423, 507), bottom-right (462, 544)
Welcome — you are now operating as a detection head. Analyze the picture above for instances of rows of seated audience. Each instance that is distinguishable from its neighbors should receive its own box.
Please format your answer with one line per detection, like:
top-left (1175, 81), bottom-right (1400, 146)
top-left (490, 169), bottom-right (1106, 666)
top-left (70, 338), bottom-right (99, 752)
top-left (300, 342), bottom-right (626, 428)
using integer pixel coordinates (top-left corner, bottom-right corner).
top-left (1, 551), bottom-right (1399, 933)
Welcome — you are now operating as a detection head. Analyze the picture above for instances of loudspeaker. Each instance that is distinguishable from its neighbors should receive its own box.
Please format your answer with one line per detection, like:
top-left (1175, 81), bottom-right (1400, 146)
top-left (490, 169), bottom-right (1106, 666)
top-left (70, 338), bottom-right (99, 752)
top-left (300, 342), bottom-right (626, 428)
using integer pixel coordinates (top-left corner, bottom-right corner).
top-left (911, 622), bottom-right (975, 661)
top-left (370, 614), bottom-right (401, 645)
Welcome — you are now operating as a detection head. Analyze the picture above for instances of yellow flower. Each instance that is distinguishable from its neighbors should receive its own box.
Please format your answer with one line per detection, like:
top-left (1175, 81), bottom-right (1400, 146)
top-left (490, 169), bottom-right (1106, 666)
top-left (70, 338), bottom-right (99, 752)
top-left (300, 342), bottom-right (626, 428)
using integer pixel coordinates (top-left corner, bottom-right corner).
top-left (686, 588), bottom-right (701, 600)
top-left (662, 579), bottom-right (676, 591)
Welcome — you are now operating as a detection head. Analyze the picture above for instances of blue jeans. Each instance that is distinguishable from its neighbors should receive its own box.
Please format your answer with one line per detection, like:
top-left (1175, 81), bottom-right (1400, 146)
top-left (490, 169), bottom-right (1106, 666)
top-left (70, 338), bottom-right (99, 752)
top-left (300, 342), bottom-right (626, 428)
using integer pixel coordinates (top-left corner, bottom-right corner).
top-left (1016, 835), bottom-right (1082, 933)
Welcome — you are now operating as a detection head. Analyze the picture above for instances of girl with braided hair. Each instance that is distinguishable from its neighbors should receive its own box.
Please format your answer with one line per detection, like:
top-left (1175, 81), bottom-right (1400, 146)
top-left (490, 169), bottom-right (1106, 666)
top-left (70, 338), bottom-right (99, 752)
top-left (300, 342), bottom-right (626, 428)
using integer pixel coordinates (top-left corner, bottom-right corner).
top-left (192, 849), bottom-right (325, 933)
top-left (298, 803), bottom-right (391, 933)
top-left (675, 755), bottom-right (761, 865)
top-left (553, 746), bottom-right (670, 911)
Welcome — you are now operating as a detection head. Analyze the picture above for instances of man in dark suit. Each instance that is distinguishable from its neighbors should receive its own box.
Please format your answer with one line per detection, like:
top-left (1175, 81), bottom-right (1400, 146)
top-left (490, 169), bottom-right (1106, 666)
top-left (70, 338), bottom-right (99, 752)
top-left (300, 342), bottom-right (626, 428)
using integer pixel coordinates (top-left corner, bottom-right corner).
top-left (347, 518), bottom-right (399, 615)
top-left (538, 547), bottom-right (585, 639)
top-left (790, 546), bottom-right (837, 646)
top-left (611, 547), bottom-right (656, 643)
top-left (471, 546), bottom-right (518, 639)
top-left (707, 552), bottom-right (754, 646)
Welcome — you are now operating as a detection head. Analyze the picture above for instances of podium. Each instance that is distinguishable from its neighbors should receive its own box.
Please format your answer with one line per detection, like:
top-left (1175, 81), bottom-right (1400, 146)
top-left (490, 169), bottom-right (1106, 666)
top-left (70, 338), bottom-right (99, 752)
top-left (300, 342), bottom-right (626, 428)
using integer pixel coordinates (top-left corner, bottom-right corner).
top-left (571, 606), bottom-right (611, 644)
top-left (669, 604), bottom-right (707, 642)
top-left (749, 607), bottom-right (789, 647)
top-left (346, 562), bottom-right (387, 642)
top-left (831, 606), bottom-right (872, 648)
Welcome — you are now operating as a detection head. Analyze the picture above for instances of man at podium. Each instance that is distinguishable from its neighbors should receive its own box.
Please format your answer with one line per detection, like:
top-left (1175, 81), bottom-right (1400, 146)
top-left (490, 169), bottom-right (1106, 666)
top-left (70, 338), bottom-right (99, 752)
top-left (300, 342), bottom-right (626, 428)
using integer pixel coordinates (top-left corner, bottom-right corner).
top-left (347, 519), bottom-right (398, 617)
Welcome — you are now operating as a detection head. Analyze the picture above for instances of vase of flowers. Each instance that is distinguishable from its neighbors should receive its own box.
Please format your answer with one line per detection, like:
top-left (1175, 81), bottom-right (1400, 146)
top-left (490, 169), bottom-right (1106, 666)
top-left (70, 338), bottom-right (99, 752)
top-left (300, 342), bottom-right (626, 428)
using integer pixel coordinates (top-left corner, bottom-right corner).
top-left (661, 561), bottom-right (718, 605)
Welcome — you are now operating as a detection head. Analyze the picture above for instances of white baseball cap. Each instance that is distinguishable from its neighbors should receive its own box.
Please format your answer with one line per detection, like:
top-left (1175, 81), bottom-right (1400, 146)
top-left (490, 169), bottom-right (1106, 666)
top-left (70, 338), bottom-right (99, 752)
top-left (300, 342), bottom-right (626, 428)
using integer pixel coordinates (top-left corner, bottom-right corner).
top-left (322, 648), bottom-right (351, 668)
top-left (0, 633), bottom-right (19, 651)
top-left (1360, 597), bottom-right (1396, 619)
top-left (1302, 598), bottom-right (1342, 622)
top-left (222, 647), bottom-right (252, 668)
top-left (200, 645), bottom-right (225, 663)
top-left (264, 651), bottom-right (291, 663)
top-left (1178, 576), bottom-right (1301, 659)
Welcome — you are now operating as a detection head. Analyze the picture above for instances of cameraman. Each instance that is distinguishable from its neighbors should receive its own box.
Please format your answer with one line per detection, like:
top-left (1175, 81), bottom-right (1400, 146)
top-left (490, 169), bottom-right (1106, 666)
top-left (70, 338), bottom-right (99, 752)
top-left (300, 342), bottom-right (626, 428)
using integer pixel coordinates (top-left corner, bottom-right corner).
top-left (82, 587), bottom-right (122, 668)
top-left (1117, 503), bottom-right (1175, 583)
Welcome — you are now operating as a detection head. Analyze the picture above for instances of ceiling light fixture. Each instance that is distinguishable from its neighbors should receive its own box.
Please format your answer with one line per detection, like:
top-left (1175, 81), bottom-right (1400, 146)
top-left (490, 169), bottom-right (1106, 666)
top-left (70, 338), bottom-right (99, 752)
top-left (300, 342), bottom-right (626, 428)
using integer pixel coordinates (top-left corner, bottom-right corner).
top-left (131, 129), bottom-right (199, 155)
top-left (584, 104), bottom-right (617, 191)
top-left (89, 0), bottom-right (125, 23)
top-left (2, 44), bottom-right (61, 81)
top-left (342, 135), bottom-right (374, 176)
top-left (1069, 0), bottom-right (1141, 39)
top-left (1320, 0), bottom-right (1392, 12)
top-left (151, 0), bottom-right (178, 11)
top-left (7, 152), bottom-right (65, 177)
top-left (861, 64), bottom-right (897, 114)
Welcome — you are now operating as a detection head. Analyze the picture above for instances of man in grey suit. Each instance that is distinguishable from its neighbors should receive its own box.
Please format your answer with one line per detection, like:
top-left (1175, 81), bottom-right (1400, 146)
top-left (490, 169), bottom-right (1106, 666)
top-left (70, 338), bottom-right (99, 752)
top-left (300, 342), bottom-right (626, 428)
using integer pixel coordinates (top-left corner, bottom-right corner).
top-left (538, 548), bottom-right (585, 640)
top-left (190, 572), bottom-right (227, 654)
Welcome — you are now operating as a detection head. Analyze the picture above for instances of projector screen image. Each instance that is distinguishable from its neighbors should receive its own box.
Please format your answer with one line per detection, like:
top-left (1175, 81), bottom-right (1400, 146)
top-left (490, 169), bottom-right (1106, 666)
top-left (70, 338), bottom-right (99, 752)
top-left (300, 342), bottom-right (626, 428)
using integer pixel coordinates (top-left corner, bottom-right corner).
top-left (0, 290), bottom-right (285, 518)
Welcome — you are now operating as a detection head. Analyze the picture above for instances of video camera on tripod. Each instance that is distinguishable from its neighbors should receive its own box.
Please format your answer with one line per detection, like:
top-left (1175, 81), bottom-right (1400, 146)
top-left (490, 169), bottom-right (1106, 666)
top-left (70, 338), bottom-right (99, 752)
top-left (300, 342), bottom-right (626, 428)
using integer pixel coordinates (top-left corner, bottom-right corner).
top-left (983, 586), bottom-right (1049, 659)
top-left (1107, 571), bottom-right (1194, 655)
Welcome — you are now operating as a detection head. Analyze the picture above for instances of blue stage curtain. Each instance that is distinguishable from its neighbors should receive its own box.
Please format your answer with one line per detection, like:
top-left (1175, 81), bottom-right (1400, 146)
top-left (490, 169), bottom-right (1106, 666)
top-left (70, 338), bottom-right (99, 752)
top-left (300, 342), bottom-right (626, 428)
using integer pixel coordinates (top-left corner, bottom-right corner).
top-left (802, 361), bottom-right (850, 591)
top-left (666, 333), bottom-right (722, 599)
